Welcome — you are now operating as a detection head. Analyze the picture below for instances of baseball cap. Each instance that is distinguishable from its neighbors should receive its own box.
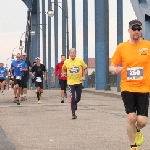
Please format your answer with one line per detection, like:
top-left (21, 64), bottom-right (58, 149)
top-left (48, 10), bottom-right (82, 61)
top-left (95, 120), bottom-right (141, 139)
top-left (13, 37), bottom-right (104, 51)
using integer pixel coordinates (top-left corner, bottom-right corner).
top-left (129, 19), bottom-right (142, 27)
top-left (22, 52), bottom-right (27, 55)
top-left (35, 57), bottom-right (40, 60)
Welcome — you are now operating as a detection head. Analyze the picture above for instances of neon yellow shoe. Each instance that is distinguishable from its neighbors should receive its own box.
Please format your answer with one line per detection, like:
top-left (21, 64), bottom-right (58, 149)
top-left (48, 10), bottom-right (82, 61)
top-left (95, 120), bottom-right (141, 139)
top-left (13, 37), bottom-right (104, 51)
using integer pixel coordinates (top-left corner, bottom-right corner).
top-left (38, 100), bottom-right (41, 104)
top-left (135, 130), bottom-right (144, 146)
top-left (130, 147), bottom-right (138, 150)
top-left (40, 93), bottom-right (42, 98)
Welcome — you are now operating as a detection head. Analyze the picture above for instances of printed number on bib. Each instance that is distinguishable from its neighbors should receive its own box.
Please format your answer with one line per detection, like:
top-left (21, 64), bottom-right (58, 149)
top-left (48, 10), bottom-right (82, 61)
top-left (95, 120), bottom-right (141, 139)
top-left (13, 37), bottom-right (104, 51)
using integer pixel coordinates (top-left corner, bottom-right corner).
top-left (16, 76), bottom-right (21, 80)
top-left (127, 67), bottom-right (143, 80)
top-left (36, 77), bottom-right (42, 82)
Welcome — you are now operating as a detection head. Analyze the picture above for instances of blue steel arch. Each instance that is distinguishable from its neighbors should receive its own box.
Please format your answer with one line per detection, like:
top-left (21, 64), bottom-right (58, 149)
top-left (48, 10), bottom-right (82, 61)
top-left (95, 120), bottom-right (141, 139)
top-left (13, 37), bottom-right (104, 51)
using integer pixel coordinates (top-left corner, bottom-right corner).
top-left (22, 0), bottom-right (32, 9)
top-left (130, 0), bottom-right (150, 40)
top-left (22, 0), bottom-right (38, 63)
top-left (23, 0), bottom-right (150, 90)
top-left (22, 0), bottom-right (37, 14)
top-left (31, 0), bottom-right (37, 14)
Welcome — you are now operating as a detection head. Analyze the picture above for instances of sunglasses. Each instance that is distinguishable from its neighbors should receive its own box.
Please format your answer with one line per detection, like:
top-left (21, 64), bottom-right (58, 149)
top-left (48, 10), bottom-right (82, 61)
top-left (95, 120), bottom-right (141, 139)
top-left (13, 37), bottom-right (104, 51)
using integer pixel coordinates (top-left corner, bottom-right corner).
top-left (131, 26), bottom-right (142, 31)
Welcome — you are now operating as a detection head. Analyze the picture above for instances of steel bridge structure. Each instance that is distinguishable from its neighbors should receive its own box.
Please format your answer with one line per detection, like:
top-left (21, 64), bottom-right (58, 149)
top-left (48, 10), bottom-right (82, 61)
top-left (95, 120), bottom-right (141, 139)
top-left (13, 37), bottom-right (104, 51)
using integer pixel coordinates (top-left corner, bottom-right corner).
top-left (21, 0), bottom-right (150, 90)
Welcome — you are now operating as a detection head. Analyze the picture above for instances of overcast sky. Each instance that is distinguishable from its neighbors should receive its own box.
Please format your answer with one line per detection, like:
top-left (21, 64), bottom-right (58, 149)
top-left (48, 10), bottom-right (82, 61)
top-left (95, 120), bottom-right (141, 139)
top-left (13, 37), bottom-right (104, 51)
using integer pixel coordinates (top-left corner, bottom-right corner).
top-left (0, 0), bottom-right (136, 67)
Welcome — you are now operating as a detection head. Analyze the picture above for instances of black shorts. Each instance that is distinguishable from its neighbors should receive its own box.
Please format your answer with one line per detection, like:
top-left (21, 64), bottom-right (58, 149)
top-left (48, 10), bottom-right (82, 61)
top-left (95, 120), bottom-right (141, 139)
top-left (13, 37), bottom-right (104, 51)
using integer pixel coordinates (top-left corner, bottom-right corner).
top-left (22, 75), bottom-right (29, 88)
top-left (0, 79), bottom-right (5, 83)
top-left (59, 79), bottom-right (67, 91)
top-left (14, 76), bottom-right (23, 87)
top-left (35, 81), bottom-right (43, 89)
top-left (121, 91), bottom-right (149, 117)
top-left (9, 77), bottom-right (14, 81)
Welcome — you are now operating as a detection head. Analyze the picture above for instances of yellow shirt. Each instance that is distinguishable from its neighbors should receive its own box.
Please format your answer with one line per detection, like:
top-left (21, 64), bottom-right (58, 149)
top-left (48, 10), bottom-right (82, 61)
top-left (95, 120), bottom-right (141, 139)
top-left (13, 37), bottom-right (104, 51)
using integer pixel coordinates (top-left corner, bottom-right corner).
top-left (62, 58), bottom-right (87, 85)
top-left (111, 40), bottom-right (150, 92)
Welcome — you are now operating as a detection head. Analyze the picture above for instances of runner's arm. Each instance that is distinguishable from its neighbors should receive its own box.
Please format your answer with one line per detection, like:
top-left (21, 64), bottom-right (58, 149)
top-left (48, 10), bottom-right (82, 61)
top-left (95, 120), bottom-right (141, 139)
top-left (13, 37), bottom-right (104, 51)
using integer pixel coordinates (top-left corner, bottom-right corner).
top-left (30, 66), bottom-right (35, 76)
top-left (10, 62), bottom-right (14, 76)
top-left (22, 62), bottom-right (28, 71)
top-left (61, 62), bottom-right (67, 77)
top-left (109, 63), bottom-right (122, 74)
top-left (55, 63), bottom-right (59, 76)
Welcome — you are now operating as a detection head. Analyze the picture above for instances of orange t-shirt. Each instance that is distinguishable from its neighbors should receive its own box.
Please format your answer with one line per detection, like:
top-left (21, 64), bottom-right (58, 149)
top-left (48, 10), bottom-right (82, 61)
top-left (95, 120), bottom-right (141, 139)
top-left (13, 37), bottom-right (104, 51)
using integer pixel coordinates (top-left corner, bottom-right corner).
top-left (111, 40), bottom-right (150, 92)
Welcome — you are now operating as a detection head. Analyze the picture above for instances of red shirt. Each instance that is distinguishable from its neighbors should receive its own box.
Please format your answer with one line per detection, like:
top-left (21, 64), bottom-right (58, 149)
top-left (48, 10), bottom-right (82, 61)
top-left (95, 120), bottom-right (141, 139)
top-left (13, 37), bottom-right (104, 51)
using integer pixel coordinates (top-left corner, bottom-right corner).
top-left (55, 61), bottom-right (67, 80)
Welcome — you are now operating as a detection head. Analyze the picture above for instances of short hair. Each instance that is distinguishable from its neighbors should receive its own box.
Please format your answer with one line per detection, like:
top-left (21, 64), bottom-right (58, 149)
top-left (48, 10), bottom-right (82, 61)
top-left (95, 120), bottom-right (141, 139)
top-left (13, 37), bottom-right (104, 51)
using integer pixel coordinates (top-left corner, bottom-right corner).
top-left (61, 54), bottom-right (66, 57)
top-left (69, 48), bottom-right (76, 53)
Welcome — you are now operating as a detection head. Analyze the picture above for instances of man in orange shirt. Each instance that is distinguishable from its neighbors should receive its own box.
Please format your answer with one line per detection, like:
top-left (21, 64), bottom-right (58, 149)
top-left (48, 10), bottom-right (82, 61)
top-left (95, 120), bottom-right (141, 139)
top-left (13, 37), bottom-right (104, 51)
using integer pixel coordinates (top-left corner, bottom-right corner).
top-left (109, 20), bottom-right (150, 150)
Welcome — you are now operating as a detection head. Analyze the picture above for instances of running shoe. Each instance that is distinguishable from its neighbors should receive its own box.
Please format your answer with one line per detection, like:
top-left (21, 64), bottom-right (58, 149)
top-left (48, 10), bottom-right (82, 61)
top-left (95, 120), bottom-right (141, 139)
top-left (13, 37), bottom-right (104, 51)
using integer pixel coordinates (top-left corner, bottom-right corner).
top-left (16, 100), bottom-right (20, 105)
top-left (61, 100), bottom-right (64, 103)
top-left (135, 130), bottom-right (144, 146)
top-left (38, 100), bottom-right (41, 104)
top-left (130, 147), bottom-right (138, 150)
top-left (72, 114), bottom-right (77, 119)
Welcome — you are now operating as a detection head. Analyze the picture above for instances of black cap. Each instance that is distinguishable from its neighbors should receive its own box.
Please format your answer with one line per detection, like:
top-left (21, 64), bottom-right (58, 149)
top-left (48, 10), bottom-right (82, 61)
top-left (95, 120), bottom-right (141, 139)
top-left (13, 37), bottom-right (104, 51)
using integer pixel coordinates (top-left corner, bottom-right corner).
top-left (129, 19), bottom-right (142, 27)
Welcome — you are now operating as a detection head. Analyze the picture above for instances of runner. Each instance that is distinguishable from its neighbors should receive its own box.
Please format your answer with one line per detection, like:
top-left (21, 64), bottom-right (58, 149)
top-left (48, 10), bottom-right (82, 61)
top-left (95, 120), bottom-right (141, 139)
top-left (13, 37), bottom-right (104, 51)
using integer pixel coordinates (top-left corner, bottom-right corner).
top-left (20, 52), bottom-right (31, 101)
top-left (55, 54), bottom-right (67, 103)
top-left (30, 57), bottom-right (46, 104)
top-left (0, 63), bottom-right (8, 95)
top-left (62, 48), bottom-right (88, 119)
top-left (109, 19), bottom-right (150, 150)
top-left (10, 53), bottom-right (27, 105)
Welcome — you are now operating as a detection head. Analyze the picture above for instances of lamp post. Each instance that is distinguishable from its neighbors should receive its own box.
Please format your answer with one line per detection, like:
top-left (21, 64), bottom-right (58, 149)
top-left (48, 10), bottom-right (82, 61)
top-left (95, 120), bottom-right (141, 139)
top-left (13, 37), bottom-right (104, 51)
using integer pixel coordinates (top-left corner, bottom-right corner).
top-left (11, 46), bottom-right (19, 60)
top-left (20, 32), bottom-right (25, 44)
top-left (30, 26), bottom-right (46, 37)
top-left (30, 30), bottom-right (36, 36)
top-left (20, 32), bottom-right (25, 56)
top-left (48, 0), bottom-right (69, 59)
top-left (12, 49), bottom-right (15, 60)
top-left (19, 45), bottom-right (24, 56)
top-left (30, 24), bottom-right (46, 60)
top-left (6, 58), bottom-right (9, 69)
top-left (30, 25), bottom-right (46, 60)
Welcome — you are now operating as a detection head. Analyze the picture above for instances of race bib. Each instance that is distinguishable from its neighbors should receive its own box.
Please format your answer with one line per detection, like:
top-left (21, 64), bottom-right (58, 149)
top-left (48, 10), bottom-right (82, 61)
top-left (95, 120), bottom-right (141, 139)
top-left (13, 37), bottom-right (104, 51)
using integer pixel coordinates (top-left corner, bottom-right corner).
top-left (36, 77), bottom-right (42, 82)
top-left (127, 67), bottom-right (143, 80)
top-left (16, 76), bottom-right (21, 80)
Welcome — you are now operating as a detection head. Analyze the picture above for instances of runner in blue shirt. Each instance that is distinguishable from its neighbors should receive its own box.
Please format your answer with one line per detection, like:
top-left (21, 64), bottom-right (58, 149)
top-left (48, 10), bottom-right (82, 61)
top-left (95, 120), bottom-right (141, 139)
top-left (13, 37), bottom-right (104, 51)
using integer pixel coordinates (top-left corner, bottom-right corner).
top-left (10, 53), bottom-right (27, 105)
top-left (0, 63), bottom-right (8, 95)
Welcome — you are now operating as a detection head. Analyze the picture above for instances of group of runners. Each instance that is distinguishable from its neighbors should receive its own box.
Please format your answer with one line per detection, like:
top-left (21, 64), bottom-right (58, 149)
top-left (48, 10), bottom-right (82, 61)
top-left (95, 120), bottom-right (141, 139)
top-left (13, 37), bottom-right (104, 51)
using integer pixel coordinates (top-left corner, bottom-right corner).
top-left (0, 53), bottom-right (46, 105)
top-left (1, 18), bottom-right (150, 149)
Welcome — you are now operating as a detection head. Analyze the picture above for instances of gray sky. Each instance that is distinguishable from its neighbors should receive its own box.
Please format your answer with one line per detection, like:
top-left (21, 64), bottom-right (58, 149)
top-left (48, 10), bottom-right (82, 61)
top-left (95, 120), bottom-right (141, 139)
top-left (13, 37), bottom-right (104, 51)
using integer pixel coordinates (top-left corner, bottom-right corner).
top-left (0, 0), bottom-right (136, 67)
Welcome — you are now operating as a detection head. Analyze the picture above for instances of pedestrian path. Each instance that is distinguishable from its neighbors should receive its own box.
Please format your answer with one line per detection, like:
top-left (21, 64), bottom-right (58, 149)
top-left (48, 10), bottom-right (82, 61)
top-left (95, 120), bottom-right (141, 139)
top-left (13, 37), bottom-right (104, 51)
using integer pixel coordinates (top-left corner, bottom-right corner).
top-left (0, 89), bottom-right (149, 150)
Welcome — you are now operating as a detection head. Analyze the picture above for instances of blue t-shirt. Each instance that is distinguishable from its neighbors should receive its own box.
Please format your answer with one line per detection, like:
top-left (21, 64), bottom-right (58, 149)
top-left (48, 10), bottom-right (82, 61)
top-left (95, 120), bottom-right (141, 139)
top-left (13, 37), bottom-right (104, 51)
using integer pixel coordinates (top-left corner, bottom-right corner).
top-left (11, 60), bottom-right (27, 76)
top-left (0, 67), bottom-right (8, 79)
